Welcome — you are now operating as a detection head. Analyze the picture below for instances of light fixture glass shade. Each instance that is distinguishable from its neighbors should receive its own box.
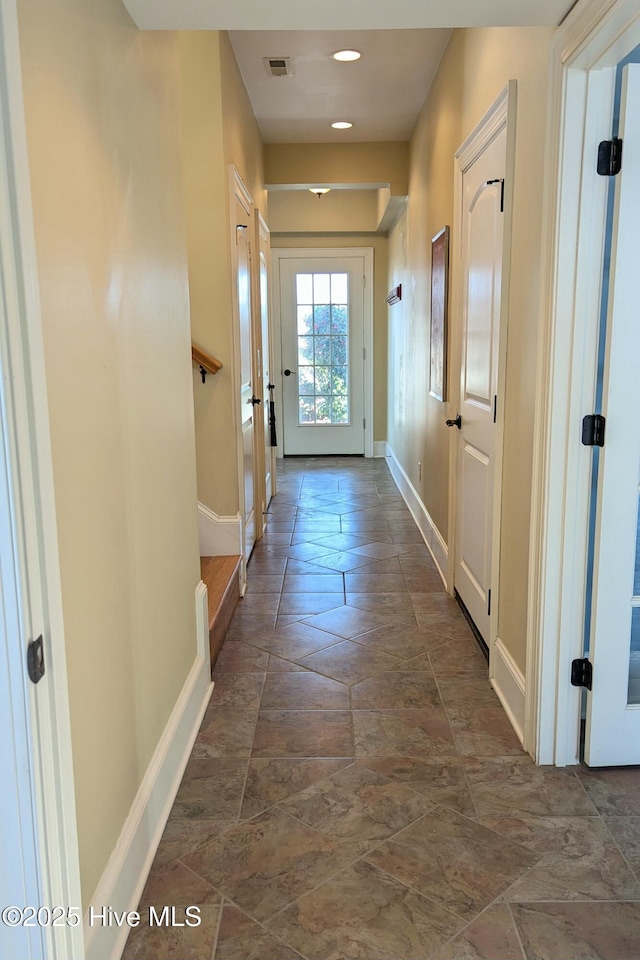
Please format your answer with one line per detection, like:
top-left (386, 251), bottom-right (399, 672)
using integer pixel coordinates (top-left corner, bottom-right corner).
top-left (331, 121), bottom-right (353, 130)
top-left (332, 49), bottom-right (362, 62)
top-left (309, 188), bottom-right (331, 198)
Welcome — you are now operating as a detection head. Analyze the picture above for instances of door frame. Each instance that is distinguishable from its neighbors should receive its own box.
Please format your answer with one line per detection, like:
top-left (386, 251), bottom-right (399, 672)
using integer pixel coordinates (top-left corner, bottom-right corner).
top-left (447, 83), bottom-right (518, 731)
top-left (0, 0), bottom-right (83, 956)
top-left (272, 246), bottom-right (374, 459)
top-left (254, 210), bottom-right (277, 511)
top-left (528, 0), bottom-right (640, 764)
top-left (229, 166), bottom-right (256, 586)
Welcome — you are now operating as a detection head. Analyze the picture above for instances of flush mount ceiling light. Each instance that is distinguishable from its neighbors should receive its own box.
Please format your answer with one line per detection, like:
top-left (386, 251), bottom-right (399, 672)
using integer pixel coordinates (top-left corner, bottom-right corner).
top-left (331, 49), bottom-right (362, 62)
top-left (309, 188), bottom-right (331, 198)
top-left (331, 121), bottom-right (353, 129)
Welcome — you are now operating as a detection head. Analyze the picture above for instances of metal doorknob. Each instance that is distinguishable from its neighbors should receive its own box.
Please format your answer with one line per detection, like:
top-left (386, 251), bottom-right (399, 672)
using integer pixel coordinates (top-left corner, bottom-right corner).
top-left (283, 369), bottom-right (296, 376)
top-left (250, 395), bottom-right (262, 405)
top-left (445, 415), bottom-right (462, 429)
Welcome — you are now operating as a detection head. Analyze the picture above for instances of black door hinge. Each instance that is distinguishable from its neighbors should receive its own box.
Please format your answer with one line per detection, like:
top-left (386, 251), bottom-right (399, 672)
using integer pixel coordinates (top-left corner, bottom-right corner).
top-left (597, 138), bottom-right (623, 177)
top-left (487, 589), bottom-right (492, 617)
top-left (27, 635), bottom-right (45, 684)
top-left (571, 657), bottom-right (592, 690)
top-left (582, 414), bottom-right (606, 447)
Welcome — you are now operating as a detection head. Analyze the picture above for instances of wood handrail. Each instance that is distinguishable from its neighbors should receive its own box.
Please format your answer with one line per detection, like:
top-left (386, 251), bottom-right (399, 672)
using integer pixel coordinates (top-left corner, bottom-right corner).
top-left (192, 343), bottom-right (223, 382)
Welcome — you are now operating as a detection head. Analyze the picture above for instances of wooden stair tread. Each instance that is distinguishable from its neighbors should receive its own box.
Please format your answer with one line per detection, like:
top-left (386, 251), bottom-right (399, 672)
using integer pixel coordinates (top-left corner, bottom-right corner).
top-left (200, 556), bottom-right (241, 673)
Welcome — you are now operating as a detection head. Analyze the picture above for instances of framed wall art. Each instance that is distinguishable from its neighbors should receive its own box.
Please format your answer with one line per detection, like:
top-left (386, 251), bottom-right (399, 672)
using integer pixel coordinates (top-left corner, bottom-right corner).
top-left (429, 226), bottom-right (450, 402)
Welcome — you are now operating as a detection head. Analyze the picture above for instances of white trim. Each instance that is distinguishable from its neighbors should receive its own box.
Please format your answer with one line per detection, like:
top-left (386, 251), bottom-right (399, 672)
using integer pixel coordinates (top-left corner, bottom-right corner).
top-left (84, 655), bottom-right (213, 960)
top-left (195, 579), bottom-right (210, 666)
top-left (0, 2), bottom-right (83, 957)
top-left (373, 440), bottom-right (387, 458)
top-left (198, 502), bottom-right (242, 558)
top-left (491, 637), bottom-right (526, 745)
top-left (385, 443), bottom-right (448, 586)
top-left (271, 246), bottom-right (375, 459)
top-left (447, 82), bottom-right (516, 656)
top-left (528, 0), bottom-right (640, 766)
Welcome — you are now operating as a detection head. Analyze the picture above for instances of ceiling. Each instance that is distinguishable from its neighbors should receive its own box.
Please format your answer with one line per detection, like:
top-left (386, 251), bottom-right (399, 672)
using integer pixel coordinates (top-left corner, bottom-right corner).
top-left (229, 30), bottom-right (451, 143)
top-left (123, 0), bottom-right (576, 31)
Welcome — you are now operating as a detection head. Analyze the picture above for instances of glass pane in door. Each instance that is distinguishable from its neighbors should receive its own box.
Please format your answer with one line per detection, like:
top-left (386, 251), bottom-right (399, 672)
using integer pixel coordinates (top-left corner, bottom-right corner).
top-left (628, 488), bottom-right (640, 704)
top-left (295, 272), bottom-right (349, 425)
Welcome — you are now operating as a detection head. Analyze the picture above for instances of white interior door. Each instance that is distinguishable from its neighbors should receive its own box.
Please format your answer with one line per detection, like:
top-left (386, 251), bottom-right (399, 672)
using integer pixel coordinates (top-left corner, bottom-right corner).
top-left (257, 214), bottom-right (275, 507)
top-left (585, 65), bottom-right (640, 766)
top-left (236, 200), bottom-right (257, 557)
top-left (280, 256), bottom-right (365, 455)
top-left (454, 126), bottom-right (506, 642)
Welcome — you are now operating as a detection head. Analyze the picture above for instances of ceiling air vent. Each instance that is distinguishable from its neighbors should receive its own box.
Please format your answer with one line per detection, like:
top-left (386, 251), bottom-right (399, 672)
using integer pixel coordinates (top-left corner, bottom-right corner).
top-left (263, 57), bottom-right (293, 78)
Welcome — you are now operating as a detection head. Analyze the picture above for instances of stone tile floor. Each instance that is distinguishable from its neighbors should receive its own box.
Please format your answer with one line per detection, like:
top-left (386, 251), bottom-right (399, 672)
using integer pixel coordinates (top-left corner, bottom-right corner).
top-left (123, 457), bottom-right (640, 960)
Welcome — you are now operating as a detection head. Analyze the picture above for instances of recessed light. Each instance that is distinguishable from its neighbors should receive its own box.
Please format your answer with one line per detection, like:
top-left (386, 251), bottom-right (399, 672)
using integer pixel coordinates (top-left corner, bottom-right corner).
top-left (332, 49), bottom-right (362, 62)
top-left (331, 121), bottom-right (353, 130)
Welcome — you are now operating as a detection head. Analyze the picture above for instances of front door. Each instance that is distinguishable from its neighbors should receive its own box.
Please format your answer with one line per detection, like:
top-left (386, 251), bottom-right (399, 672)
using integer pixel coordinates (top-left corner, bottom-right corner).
top-left (584, 64), bottom-right (640, 766)
top-left (279, 256), bottom-right (365, 455)
top-left (454, 125), bottom-right (506, 642)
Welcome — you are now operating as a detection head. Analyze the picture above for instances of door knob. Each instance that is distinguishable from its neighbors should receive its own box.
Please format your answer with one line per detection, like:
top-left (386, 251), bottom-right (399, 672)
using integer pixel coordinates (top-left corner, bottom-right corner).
top-left (250, 395), bottom-right (262, 405)
top-left (445, 415), bottom-right (462, 429)
top-left (283, 369), bottom-right (296, 377)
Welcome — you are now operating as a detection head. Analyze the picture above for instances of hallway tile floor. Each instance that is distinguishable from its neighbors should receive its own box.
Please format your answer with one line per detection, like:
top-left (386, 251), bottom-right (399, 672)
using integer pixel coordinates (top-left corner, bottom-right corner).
top-left (123, 458), bottom-right (640, 960)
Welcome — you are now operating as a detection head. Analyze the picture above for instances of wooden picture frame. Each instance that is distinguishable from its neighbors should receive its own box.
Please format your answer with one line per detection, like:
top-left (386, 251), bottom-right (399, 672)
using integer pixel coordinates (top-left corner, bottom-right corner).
top-left (429, 226), bottom-right (450, 402)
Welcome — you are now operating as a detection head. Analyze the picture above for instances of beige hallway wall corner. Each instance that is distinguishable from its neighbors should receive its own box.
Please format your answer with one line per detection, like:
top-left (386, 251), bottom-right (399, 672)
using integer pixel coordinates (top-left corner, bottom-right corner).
top-left (387, 26), bottom-right (554, 675)
top-left (18, 0), bottom-right (201, 906)
top-left (272, 234), bottom-right (388, 443)
top-left (178, 31), bottom-right (238, 515)
top-left (178, 30), bottom-right (267, 518)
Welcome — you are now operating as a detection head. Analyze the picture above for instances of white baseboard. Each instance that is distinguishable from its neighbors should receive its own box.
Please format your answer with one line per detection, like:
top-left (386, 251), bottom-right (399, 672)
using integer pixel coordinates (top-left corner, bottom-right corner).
top-left (385, 444), bottom-right (448, 586)
top-left (491, 636), bottom-right (526, 745)
top-left (198, 502), bottom-right (242, 557)
top-left (195, 579), bottom-right (211, 668)
top-left (373, 440), bottom-right (387, 458)
top-left (84, 651), bottom-right (213, 960)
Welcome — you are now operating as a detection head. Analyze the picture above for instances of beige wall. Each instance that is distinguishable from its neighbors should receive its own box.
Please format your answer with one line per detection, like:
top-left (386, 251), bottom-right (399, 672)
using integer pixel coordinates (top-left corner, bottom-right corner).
top-left (269, 190), bottom-right (380, 234)
top-left (19, 0), bottom-right (201, 905)
top-left (179, 31), bottom-right (266, 517)
top-left (387, 27), bottom-right (553, 674)
top-left (265, 142), bottom-right (409, 195)
top-left (272, 234), bottom-right (389, 442)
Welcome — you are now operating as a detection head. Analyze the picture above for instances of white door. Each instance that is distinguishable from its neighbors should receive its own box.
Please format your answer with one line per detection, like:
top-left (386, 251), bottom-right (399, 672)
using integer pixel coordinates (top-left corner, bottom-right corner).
top-left (453, 126), bottom-right (506, 642)
top-left (257, 213), bottom-right (275, 507)
top-left (585, 65), bottom-right (640, 766)
top-left (280, 256), bottom-right (365, 455)
top-left (236, 199), bottom-right (257, 557)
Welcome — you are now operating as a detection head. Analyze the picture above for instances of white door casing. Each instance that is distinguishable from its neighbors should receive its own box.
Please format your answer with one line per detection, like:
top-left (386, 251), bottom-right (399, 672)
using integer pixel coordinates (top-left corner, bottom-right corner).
top-left (527, 0), bottom-right (640, 766)
top-left (584, 63), bottom-right (640, 766)
top-left (256, 212), bottom-right (275, 509)
top-left (454, 128), bottom-right (506, 642)
top-left (272, 247), bottom-right (374, 460)
top-left (0, 0), bottom-right (83, 955)
top-left (231, 171), bottom-right (257, 567)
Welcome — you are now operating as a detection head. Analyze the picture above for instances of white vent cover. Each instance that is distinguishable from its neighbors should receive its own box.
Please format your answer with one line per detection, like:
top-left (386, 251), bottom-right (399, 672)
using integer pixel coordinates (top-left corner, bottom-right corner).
top-left (263, 57), bottom-right (293, 78)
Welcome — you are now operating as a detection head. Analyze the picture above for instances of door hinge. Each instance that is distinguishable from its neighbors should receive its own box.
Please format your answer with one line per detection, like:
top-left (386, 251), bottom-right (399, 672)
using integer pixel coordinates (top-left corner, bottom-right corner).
top-left (487, 178), bottom-right (505, 212)
top-left (487, 589), bottom-right (492, 617)
top-left (363, 347), bottom-right (366, 360)
top-left (363, 275), bottom-right (366, 287)
top-left (581, 414), bottom-right (606, 447)
top-left (363, 417), bottom-right (366, 430)
top-left (493, 395), bottom-right (497, 423)
top-left (597, 138), bottom-right (623, 177)
top-left (571, 657), bottom-right (593, 691)
top-left (27, 635), bottom-right (45, 684)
